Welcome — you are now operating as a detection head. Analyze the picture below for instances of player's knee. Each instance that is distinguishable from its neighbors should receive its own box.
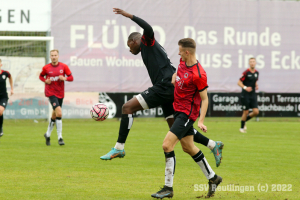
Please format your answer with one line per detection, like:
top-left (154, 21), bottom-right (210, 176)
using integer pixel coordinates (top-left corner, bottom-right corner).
top-left (56, 111), bottom-right (62, 118)
top-left (162, 142), bottom-right (172, 152)
top-left (254, 109), bottom-right (259, 116)
top-left (122, 103), bottom-right (133, 114)
top-left (182, 145), bottom-right (192, 154)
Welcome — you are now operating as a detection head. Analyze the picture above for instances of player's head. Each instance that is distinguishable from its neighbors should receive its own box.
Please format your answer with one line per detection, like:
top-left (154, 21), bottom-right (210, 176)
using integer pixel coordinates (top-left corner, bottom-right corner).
top-left (127, 32), bottom-right (142, 55)
top-left (249, 57), bottom-right (256, 69)
top-left (50, 49), bottom-right (59, 64)
top-left (178, 38), bottom-right (196, 61)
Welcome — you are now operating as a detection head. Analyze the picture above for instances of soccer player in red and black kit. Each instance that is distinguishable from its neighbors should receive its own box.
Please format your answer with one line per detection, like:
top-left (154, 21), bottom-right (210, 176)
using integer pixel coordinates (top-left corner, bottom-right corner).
top-left (0, 59), bottom-right (14, 137)
top-left (238, 57), bottom-right (259, 133)
top-left (151, 38), bottom-right (222, 199)
top-left (39, 49), bottom-right (74, 145)
top-left (101, 8), bottom-right (224, 168)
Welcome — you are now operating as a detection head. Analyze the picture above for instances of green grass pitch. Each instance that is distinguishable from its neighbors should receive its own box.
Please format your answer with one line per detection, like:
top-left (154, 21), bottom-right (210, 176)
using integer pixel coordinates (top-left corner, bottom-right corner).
top-left (0, 117), bottom-right (299, 200)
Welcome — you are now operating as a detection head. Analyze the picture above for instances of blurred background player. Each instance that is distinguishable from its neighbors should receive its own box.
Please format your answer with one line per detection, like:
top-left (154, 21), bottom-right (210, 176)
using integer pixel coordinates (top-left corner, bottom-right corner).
top-left (238, 57), bottom-right (259, 133)
top-left (39, 49), bottom-right (74, 145)
top-left (100, 8), bottom-right (224, 167)
top-left (0, 59), bottom-right (14, 137)
top-left (151, 38), bottom-right (222, 199)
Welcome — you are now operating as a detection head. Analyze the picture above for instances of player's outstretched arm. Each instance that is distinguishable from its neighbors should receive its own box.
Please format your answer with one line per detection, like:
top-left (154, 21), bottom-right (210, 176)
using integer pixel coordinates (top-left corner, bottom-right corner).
top-left (113, 8), bottom-right (153, 38)
top-left (198, 89), bottom-right (208, 133)
top-left (8, 75), bottom-right (14, 96)
top-left (113, 8), bottom-right (133, 19)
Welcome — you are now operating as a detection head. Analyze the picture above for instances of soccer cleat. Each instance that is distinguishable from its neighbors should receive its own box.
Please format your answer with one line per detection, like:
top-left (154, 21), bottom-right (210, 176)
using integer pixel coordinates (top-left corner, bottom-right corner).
top-left (244, 125), bottom-right (247, 130)
top-left (151, 185), bottom-right (174, 199)
top-left (100, 148), bottom-right (125, 160)
top-left (206, 175), bottom-right (222, 198)
top-left (239, 128), bottom-right (246, 133)
top-left (0, 127), bottom-right (3, 137)
top-left (211, 141), bottom-right (224, 167)
top-left (58, 138), bottom-right (65, 146)
top-left (44, 133), bottom-right (50, 146)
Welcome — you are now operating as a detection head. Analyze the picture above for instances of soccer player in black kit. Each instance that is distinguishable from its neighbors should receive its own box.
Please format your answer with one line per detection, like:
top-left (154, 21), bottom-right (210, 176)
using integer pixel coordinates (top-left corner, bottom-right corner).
top-left (238, 57), bottom-right (259, 133)
top-left (100, 8), bottom-right (224, 167)
top-left (0, 59), bottom-right (14, 137)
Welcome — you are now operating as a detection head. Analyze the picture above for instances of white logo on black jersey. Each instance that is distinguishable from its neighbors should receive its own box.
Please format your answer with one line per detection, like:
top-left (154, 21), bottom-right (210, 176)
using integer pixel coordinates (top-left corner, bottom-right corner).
top-left (2, 75), bottom-right (5, 79)
top-left (3, 103), bottom-right (5, 105)
top-left (248, 74), bottom-right (252, 77)
top-left (254, 74), bottom-right (257, 77)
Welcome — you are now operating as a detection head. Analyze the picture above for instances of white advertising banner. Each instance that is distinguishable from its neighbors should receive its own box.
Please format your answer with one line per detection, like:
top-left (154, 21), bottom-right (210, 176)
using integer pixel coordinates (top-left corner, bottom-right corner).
top-left (0, 0), bottom-right (51, 31)
top-left (52, 0), bottom-right (300, 93)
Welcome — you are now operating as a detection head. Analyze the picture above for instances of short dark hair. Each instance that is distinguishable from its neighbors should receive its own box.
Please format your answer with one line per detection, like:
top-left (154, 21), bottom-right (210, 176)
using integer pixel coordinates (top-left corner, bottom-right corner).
top-left (249, 57), bottom-right (256, 61)
top-left (128, 32), bottom-right (142, 41)
top-left (178, 38), bottom-right (196, 49)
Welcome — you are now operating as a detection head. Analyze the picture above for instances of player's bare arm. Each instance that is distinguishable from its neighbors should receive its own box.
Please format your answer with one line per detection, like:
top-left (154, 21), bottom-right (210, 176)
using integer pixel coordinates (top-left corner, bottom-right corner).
top-left (113, 8), bottom-right (133, 19)
top-left (198, 88), bottom-right (208, 133)
top-left (171, 73), bottom-right (177, 86)
top-left (255, 81), bottom-right (259, 90)
top-left (8, 75), bottom-right (14, 96)
top-left (238, 80), bottom-right (252, 92)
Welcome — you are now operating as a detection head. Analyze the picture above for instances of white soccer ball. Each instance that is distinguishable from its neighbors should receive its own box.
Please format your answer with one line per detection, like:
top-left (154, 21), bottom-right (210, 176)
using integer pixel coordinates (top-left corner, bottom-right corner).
top-left (90, 103), bottom-right (109, 121)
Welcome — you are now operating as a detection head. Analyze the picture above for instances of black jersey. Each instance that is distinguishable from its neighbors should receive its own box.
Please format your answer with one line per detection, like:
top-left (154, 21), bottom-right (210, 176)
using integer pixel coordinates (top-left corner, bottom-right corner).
top-left (240, 69), bottom-right (259, 95)
top-left (132, 16), bottom-right (176, 87)
top-left (0, 70), bottom-right (11, 98)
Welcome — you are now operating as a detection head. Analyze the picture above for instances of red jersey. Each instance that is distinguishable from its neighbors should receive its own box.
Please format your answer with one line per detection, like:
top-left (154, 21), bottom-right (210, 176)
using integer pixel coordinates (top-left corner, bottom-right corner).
top-left (40, 62), bottom-right (72, 98)
top-left (173, 59), bottom-right (208, 121)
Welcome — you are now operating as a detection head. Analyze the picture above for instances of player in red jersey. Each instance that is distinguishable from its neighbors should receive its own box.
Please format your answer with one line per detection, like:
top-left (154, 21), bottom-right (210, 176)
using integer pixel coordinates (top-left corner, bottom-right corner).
top-left (0, 59), bottom-right (14, 137)
top-left (39, 49), bottom-right (74, 146)
top-left (237, 57), bottom-right (259, 133)
top-left (151, 39), bottom-right (222, 199)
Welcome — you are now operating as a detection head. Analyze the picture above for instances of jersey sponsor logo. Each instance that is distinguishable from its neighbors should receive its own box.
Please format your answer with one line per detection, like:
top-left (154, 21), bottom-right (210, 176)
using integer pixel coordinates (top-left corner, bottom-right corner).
top-left (49, 71), bottom-right (53, 73)
top-left (49, 76), bottom-right (60, 81)
top-left (184, 73), bottom-right (189, 78)
top-left (2, 75), bottom-right (5, 79)
top-left (176, 76), bottom-right (180, 82)
top-left (248, 74), bottom-right (252, 77)
top-left (60, 70), bottom-right (63, 73)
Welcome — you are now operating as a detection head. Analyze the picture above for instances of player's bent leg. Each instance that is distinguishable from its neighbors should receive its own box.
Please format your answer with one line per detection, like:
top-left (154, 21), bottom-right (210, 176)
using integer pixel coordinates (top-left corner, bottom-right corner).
top-left (101, 96), bottom-right (143, 161)
top-left (181, 136), bottom-right (222, 197)
top-left (151, 131), bottom-right (178, 199)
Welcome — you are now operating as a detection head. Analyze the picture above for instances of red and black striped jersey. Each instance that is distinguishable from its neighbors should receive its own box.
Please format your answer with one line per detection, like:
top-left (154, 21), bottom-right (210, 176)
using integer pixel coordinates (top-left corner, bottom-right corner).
top-left (0, 70), bottom-right (11, 98)
top-left (173, 59), bottom-right (208, 121)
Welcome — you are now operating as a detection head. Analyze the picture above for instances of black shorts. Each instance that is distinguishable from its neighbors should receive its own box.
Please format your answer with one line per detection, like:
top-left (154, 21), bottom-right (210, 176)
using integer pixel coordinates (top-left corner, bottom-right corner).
top-left (0, 98), bottom-right (8, 109)
top-left (170, 112), bottom-right (195, 140)
top-left (241, 93), bottom-right (258, 110)
top-left (140, 84), bottom-right (174, 118)
top-left (49, 96), bottom-right (64, 110)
